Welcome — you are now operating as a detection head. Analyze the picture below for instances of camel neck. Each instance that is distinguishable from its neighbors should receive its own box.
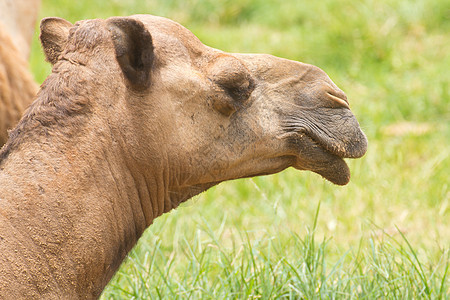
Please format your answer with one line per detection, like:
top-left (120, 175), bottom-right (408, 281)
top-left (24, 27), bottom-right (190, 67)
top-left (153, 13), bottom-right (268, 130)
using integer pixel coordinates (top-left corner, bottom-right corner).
top-left (0, 131), bottom-right (150, 298)
top-left (0, 63), bottom-right (179, 297)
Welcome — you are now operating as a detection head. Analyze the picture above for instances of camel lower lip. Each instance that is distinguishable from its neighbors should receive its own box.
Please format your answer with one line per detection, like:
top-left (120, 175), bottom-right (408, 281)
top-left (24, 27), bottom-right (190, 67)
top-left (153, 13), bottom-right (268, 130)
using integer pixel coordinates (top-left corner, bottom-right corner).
top-left (313, 157), bottom-right (350, 185)
top-left (294, 155), bottom-right (350, 185)
top-left (291, 135), bottom-right (351, 185)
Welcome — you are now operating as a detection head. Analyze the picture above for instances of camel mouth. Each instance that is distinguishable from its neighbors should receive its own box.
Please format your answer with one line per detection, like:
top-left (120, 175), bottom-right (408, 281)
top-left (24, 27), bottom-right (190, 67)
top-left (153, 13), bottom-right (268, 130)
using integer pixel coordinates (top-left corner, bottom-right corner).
top-left (283, 111), bottom-right (368, 161)
top-left (290, 133), bottom-right (357, 185)
top-left (308, 130), bottom-right (367, 160)
top-left (311, 155), bottom-right (351, 186)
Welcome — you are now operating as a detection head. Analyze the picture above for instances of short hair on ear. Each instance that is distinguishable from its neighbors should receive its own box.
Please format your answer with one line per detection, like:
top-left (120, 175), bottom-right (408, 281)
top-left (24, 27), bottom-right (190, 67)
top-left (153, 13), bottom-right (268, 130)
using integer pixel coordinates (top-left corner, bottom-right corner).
top-left (40, 17), bottom-right (73, 65)
top-left (108, 18), bottom-right (154, 91)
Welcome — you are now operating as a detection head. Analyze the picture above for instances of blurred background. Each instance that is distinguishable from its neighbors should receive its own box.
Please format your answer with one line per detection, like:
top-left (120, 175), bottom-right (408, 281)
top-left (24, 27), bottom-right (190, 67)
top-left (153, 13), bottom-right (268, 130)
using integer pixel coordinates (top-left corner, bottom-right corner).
top-left (30, 0), bottom-right (449, 298)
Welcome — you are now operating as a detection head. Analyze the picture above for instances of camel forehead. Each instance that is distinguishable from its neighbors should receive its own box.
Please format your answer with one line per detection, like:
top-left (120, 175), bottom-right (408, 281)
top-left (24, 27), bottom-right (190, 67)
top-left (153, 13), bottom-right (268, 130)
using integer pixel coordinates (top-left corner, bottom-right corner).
top-left (126, 15), bottom-right (213, 59)
top-left (129, 15), bottom-right (203, 44)
top-left (67, 15), bottom-right (207, 53)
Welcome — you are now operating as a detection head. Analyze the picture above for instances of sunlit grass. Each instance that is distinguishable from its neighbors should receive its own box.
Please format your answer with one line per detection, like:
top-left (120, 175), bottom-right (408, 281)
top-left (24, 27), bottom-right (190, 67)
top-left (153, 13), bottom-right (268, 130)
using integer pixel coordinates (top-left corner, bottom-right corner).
top-left (29, 0), bottom-right (450, 298)
top-left (101, 203), bottom-right (448, 298)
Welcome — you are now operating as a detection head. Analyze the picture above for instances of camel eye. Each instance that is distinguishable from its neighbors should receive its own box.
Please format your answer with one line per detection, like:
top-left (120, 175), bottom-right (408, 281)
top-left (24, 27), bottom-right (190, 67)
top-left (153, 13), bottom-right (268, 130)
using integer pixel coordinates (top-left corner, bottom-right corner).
top-left (218, 72), bottom-right (253, 102)
top-left (208, 55), bottom-right (254, 100)
top-left (207, 55), bottom-right (255, 116)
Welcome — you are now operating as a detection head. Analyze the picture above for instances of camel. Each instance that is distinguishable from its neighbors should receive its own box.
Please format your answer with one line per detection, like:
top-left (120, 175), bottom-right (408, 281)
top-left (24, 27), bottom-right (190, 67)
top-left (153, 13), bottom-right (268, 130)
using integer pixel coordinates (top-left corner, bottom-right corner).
top-left (0, 0), bottom-right (41, 60)
top-left (0, 0), bottom-right (41, 146)
top-left (0, 15), bottom-right (367, 298)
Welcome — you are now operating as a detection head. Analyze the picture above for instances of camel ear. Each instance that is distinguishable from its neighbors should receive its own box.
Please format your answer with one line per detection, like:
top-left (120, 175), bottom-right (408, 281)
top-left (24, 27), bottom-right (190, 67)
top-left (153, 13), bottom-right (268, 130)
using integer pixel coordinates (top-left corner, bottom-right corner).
top-left (40, 17), bottom-right (73, 65)
top-left (108, 18), bottom-right (154, 91)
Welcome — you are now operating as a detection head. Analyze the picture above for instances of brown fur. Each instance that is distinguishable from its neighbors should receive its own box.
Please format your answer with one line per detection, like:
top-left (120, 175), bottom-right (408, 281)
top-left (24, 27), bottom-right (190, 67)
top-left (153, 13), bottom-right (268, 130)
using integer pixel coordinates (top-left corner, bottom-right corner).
top-left (0, 0), bottom-right (40, 146)
top-left (0, 0), bottom-right (41, 59)
top-left (0, 27), bottom-right (38, 146)
top-left (0, 15), bottom-right (367, 298)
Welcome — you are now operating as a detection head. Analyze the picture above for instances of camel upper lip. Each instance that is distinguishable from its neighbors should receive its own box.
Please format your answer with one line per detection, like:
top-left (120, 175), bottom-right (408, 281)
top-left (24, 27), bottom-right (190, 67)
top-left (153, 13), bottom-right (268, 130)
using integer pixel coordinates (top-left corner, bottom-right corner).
top-left (304, 127), bottom-right (368, 159)
top-left (282, 109), bottom-right (368, 160)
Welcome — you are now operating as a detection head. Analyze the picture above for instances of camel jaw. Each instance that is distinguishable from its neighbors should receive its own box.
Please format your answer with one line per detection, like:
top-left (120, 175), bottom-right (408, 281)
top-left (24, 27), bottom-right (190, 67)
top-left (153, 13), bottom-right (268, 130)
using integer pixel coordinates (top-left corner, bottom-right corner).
top-left (288, 128), bottom-right (367, 185)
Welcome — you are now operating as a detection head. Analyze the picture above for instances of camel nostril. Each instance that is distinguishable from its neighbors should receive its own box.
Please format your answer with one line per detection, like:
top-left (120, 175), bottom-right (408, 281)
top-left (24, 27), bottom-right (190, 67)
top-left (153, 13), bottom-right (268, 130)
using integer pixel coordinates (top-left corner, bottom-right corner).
top-left (326, 92), bottom-right (350, 109)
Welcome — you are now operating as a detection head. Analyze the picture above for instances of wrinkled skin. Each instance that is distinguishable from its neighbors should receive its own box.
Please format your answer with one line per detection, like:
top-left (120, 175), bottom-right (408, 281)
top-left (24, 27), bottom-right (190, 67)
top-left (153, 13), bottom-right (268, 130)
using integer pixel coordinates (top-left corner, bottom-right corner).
top-left (0, 15), bottom-right (367, 298)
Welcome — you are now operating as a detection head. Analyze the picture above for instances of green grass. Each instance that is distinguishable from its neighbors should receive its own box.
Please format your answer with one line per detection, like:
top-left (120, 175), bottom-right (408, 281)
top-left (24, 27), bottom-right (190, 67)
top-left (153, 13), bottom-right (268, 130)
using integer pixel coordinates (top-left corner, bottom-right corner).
top-left (30, 0), bottom-right (449, 298)
top-left (100, 203), bottom-right (449, 298)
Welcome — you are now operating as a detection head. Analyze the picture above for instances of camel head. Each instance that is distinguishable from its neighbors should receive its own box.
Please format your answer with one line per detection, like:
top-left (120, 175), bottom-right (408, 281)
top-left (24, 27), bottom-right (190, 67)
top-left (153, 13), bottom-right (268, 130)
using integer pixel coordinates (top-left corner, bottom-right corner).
top-left (38, 15), bottom-right (367, 207)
